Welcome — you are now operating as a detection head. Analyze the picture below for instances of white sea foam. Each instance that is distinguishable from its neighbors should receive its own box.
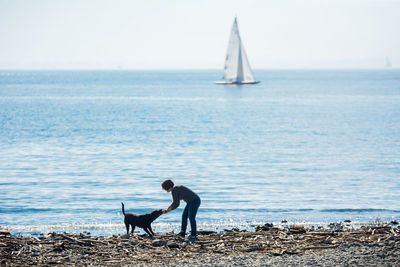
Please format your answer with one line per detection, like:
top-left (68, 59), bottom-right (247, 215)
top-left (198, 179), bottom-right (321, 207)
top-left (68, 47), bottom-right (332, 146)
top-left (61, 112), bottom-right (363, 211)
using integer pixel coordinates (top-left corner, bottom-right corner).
top-left (5, 221), bottom-right (391, 234)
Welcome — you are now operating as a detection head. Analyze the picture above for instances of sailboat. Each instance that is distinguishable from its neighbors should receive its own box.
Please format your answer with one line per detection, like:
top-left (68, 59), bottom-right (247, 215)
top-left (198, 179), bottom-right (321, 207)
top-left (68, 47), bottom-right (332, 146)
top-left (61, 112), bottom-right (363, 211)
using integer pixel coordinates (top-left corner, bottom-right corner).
top-left (216, 17), bottom-right (259, 85)
top-left (386, 57), bottom-right (392, 68)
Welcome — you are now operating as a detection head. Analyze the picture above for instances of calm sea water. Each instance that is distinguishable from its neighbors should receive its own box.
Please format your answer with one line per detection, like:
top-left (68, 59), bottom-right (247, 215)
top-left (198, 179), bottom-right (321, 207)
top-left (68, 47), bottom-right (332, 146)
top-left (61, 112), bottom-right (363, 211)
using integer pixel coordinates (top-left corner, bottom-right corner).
top-left (1, 70), bottom-right (399, 236)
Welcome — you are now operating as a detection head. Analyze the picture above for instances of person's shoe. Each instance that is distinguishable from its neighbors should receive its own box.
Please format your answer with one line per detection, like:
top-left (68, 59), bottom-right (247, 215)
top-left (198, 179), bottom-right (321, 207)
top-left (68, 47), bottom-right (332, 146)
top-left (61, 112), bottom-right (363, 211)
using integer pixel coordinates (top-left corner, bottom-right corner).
top-left (177, 231), bottom-right (185, 238)
top-left (187, 235), bottom-right (198, 241)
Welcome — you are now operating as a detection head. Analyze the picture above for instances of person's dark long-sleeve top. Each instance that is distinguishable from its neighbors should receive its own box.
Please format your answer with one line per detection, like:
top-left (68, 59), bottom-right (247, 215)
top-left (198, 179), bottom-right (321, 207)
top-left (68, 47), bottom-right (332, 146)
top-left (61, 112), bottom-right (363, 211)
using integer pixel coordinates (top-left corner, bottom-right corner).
top-left (170, 185), bottom-right (200, 210)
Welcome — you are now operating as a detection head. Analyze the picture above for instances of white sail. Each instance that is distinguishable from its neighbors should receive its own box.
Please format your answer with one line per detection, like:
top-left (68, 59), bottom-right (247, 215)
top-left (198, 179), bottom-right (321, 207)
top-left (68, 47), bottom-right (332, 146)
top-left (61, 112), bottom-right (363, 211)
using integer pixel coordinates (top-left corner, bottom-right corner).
top-left (239, 39), bottom-right (256, 82)
top-left (223, 17), bottom-right (241, 80)
top-left (218, 17), bottom-right (259, 84)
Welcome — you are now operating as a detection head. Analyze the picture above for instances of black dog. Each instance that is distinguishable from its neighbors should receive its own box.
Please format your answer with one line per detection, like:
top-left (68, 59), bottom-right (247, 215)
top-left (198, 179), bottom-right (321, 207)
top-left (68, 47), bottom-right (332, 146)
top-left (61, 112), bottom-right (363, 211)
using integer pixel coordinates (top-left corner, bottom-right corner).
top-left (121, 202), bottom-right (163, 237)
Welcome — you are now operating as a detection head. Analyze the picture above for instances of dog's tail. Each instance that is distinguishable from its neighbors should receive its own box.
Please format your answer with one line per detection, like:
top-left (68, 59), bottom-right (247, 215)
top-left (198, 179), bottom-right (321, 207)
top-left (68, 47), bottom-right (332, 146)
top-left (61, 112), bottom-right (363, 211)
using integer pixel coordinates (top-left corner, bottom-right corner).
top-left (121, 202), bottom-right (126, 216)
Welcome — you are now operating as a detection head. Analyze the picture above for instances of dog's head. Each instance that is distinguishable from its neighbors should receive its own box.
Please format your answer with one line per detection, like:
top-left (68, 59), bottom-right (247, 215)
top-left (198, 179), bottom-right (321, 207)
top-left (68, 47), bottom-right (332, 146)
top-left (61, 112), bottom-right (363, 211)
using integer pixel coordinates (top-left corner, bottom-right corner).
top-left (150, 209), bottom-right (163, 221)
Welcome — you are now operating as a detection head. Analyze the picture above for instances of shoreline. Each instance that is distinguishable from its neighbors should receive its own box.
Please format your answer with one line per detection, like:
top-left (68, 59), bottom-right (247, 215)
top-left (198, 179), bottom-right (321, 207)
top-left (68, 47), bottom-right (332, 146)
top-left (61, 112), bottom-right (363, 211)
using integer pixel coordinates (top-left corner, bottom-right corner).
top-left (1, 223), bottom-right (399, 266)
top-left (5, 220), bottom-right (399, 237)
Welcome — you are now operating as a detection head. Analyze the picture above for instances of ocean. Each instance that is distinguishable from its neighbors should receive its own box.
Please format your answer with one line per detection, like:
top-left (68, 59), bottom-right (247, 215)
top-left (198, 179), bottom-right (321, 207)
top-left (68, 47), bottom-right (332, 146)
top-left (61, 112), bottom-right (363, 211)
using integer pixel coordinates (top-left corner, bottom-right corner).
top-left (0, 70), bottom-right (399, 236)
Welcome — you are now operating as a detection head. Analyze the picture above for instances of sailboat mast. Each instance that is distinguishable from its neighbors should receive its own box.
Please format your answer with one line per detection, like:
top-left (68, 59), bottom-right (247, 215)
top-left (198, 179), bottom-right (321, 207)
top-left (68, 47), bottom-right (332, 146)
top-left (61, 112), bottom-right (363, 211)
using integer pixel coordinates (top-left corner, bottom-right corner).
top-left (236, 39), bottom-right (244, 82)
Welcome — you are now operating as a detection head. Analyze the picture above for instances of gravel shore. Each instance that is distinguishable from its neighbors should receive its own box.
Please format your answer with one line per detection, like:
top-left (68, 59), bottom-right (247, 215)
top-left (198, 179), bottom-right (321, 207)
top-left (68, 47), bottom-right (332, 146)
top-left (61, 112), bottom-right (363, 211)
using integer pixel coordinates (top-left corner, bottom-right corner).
top-left (1, 224), bottom-right (399, 266)
top-left (159, 243), bottom-right (399, 267)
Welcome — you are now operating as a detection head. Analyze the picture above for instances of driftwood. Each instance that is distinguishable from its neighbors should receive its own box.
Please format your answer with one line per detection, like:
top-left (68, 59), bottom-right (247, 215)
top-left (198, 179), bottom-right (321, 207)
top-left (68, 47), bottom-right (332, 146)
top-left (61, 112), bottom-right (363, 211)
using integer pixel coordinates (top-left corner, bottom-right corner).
top-left (0, 224), bottom-right (399, 266)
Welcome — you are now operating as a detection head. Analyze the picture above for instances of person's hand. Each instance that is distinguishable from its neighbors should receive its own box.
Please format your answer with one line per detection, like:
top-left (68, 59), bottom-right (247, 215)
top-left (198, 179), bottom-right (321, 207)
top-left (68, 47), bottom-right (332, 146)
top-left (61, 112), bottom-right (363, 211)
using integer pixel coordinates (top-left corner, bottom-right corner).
top-left (162, 210), bottom-right (168, 214)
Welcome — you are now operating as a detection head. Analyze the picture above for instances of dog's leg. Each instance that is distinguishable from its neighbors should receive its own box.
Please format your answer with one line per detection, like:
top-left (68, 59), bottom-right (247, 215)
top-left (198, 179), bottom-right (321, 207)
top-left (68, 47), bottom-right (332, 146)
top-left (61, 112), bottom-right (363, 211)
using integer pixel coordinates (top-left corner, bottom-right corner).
top-left (125, 222), bottom-right (130, 235)
top-left (131, 225), bottom-right (135, 234)
top-left (148, 225), bottom-right (155, 236)
top-left (144, 227), bottom-right (153, 237)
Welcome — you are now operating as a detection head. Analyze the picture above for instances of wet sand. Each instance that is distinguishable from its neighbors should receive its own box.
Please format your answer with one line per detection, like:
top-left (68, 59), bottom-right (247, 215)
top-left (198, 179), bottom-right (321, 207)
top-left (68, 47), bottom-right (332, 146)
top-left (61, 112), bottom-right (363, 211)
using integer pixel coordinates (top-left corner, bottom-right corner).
top-left (1, 223), bottom-right (399, 266)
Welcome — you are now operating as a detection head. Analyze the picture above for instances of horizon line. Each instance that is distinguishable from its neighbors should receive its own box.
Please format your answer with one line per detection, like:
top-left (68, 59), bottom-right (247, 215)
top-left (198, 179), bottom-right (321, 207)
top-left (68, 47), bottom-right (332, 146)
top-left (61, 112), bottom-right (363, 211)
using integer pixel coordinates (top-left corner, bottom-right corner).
top-left (0, 67), bottom-right (398, 71)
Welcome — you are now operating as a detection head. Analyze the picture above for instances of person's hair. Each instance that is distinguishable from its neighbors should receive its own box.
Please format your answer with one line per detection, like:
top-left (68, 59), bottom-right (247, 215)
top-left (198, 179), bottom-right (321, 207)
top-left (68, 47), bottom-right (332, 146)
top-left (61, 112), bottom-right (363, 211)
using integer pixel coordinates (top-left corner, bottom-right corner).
top-left (162, 179), bottom-right (174, 191)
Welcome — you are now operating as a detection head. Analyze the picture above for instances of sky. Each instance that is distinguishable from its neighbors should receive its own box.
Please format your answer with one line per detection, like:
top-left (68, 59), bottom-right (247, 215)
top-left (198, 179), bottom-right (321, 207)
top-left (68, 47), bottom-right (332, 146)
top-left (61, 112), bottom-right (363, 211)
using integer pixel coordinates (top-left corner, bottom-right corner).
top-left (0, 0), bottom-right (399, 70)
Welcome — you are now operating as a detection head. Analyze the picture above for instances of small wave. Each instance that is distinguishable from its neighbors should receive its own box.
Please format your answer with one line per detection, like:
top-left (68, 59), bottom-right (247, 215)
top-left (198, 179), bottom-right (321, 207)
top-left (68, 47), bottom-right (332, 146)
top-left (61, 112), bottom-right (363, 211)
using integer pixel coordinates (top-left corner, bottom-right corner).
top-left (201, 208), bottom-right (314, 213)
top-left (4, 222), bottom-right (259, 232)
top-left (6, 223), bottom-right (125, 231)
top-left (0, 208), bottom-right (65, 213)
top-left (320, 208), bottom-right (398, 213)
top-left (0, 207), bottom-right (316, 214)
top-left (3, 207), bottom-right (397, 215)
top-left (0, 96), bottom-right (213, 102)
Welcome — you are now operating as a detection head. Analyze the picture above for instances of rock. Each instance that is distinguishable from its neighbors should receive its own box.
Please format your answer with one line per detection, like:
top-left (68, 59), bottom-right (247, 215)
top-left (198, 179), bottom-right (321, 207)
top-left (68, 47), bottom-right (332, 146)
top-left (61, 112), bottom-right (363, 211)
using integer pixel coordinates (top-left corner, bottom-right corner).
top-left (281, 219), bottom-right (288, 223)
top-left (344, 220), bottom-right (351, 223)
top-left (52, 242), bottom-right (66, 252)
top-left (0, 229), bottom-right (10, 236)
top-left (322, 239), bottom-right (333, 245)
top-left (166, 240), bottom-right (179, 248)
top-left (329, 223), bottom-right (343, 231)
top-left (255, 223), bottom-right (274, 231)
top-left (197, 230), bottom-right (217, 235)
top-left (289, 226), bottom-right (306, 234)
top-left (152, 239), bottom-right (166, 247)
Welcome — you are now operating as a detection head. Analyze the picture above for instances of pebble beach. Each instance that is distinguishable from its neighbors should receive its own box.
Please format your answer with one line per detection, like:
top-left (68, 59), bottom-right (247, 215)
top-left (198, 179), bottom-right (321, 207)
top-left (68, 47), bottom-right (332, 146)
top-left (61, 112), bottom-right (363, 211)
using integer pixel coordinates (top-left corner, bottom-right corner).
top-left (1, 223), bottom-right (399, 266)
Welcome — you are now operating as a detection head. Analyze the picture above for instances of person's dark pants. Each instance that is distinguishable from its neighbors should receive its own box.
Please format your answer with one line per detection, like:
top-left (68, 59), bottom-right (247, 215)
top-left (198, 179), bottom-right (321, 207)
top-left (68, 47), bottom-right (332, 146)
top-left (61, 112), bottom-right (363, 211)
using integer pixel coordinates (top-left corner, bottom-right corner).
top-left (181, 197), bottom-right (201, 236)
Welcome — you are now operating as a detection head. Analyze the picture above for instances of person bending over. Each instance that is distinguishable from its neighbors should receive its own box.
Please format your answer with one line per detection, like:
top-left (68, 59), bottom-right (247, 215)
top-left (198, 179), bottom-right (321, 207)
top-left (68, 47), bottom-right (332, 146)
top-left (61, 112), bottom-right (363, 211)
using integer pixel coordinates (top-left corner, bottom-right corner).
top-left (162, 179), bottom-right (201, 240)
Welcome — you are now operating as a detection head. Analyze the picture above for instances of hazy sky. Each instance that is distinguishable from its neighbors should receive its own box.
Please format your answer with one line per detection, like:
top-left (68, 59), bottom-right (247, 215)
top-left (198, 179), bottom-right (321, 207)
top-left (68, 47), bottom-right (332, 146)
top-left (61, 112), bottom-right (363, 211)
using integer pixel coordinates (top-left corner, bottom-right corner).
top-left (0, 0), bottom-right (399, 69)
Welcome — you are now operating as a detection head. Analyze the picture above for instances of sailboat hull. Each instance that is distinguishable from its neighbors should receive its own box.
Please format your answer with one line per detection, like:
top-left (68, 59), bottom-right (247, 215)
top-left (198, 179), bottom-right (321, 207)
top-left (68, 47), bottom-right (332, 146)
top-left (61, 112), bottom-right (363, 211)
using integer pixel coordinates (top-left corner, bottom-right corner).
top-left (215, 81), bottom-right (260, 85)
